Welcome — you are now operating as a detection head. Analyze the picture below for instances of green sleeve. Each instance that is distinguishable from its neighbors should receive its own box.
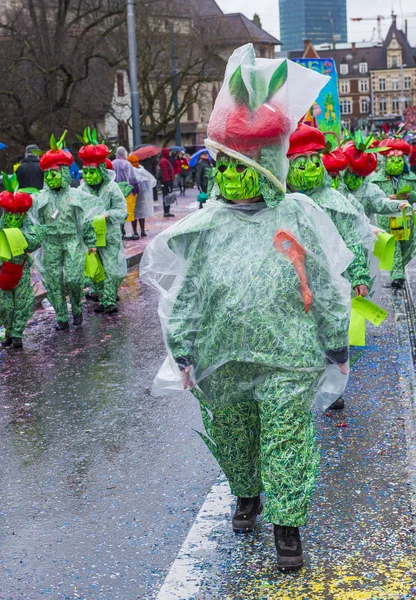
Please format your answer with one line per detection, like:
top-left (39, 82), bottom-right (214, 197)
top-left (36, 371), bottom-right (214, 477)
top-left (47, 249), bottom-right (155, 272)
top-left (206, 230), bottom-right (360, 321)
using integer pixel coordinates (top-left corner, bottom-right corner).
top-left (83, 220), bottom-right (97, 248)
top-left (334, 212), bottom-right (371, 289)
top-left (362, 183), bottom-right (401, 216)
top-left (106, 186), bottom-right (128, 225)
top-left (22, 223), bottom-right (48, 253)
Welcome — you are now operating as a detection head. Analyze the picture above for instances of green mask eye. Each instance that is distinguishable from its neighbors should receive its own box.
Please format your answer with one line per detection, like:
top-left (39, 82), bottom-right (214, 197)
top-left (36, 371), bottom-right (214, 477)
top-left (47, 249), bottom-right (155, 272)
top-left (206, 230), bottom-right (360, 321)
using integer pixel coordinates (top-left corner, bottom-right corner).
top-left (5, 212), bottom-right (24, 229)
top-left (385, 156), bottom-right (405, 176)
top-left (45, 168), bottom-right (63, 189)
top-left (344, 168), bottom-right (363, 191)
top-left (215, 156), bottom-right (261, 201)
top-left (83, 167), bottom-right (103, 186)
top-left (287, 153), bottom-right (325, 192)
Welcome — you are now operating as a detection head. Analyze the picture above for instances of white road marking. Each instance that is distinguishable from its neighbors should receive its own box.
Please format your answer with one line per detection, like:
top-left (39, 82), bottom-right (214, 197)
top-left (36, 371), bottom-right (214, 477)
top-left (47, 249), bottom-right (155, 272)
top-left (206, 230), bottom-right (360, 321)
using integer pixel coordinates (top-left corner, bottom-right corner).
top-left (156, 478), bottom-right (232, 600)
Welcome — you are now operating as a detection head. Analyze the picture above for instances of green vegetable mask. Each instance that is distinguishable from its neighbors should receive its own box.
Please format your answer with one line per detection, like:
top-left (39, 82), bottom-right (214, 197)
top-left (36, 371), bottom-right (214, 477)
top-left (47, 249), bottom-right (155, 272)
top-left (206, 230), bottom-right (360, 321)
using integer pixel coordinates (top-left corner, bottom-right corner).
top-left (344, 168), bottom-right (364, 192)
top-left (215, 155), bottom-right (261, 201)
top-left (330, 174), bottom-right (340, 190)
top-left (287, 153), bottom-right (325, 192)
top-left (83, 167), bottom-right (103, 186)
top-left (385, 155), bottom-right (405, 176)
top-left (5, 212), bottom-right (24, 229)
top-left (45, 168), bottom-right (63, 190)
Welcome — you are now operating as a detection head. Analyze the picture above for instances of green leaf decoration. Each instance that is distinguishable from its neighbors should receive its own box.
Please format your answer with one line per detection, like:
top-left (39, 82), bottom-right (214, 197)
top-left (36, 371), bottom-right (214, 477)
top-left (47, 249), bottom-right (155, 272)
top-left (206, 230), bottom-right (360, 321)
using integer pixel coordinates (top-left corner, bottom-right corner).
top-left (229, 65), bottom-right (250, 106)
top-left (56, 130), bottom-right (68, 150)
top-left (31, 149), bottom-right (44, 156)
top-left (324, 140), bottom-right (333, 154)
top-left (266, 60), bottom-right (288, 101)
top-left (76, 134), bottom-right (86, 144)
top-left (1, 172), bottom-right (19, 192)
top-left (50, 134), bottom-right (58, 151)
top-left (364, 133), bottom-right (374, 150)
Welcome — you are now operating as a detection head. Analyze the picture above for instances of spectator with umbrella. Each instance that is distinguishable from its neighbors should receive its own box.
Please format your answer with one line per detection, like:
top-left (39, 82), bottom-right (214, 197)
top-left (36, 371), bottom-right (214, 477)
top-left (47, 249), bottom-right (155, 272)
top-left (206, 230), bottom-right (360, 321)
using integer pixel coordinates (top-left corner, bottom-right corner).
top-left (174, 151), bottom-right (190, 196)
top-left (127, 154), bottom-right (157, 237)
top-left (159, 148), bottom-right (175, 218)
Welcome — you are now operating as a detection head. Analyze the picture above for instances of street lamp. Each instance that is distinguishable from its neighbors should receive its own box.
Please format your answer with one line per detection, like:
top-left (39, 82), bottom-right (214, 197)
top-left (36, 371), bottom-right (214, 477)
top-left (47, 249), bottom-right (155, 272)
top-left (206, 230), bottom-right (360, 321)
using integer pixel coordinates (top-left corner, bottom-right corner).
top-left (126, 0), bottom-right (142, 147)
top-left (400, 63), bottom-right (407, 122)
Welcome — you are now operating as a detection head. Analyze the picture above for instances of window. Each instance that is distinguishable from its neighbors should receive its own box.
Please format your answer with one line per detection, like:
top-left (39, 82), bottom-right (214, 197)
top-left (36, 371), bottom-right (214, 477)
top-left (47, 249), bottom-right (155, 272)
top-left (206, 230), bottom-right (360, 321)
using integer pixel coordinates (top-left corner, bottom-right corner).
top-left (340, 99), bottom-right (352, 114)
top-left (359, 79), bottom-right (368, 92)
top-left (116, 72), bottom-right (125, 97)
top-left (392, 98), bottom-right (400, 112)
top-left (404, 76), bottom-right (412, 90)
top-left (360, 98), bottom-right (369, 113)
top-left (340, 63), bottom-right (348, 75)
top-left (405, 98), bottom-right (412, 108)
top-left (359, 62), bottom-right (368, 74)
top-left (379, 99), bottom-right (387, 114)
top-left (379, 78), bottom-right (386, 91)
top-left (117, 120), bottom-right (129, 148)
top-left (391, 55), bottom-right (398, 67)
top-left (391, 78), bottom-right (399, 90)
top-left (340, 80), bottom-right (350, 93)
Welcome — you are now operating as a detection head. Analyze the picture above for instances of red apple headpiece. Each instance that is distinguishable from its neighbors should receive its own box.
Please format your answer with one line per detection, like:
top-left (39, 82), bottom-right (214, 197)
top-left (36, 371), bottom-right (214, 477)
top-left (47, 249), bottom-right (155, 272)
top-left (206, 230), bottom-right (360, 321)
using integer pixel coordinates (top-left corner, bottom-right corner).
top-left (322, 147), bottom-right (349, 176)
top-left (287, 123), bottom-right (326, 157)
top-left (380, 137), bottom-right (411, 157)
top-left (0, 173), bottom-right (32, 213)
top-left (342, 131), bottom-right (388, 177)
top-left (205, 43), bottom-right (329, 198)
top-left (77, 127), bottom-right (110, 167)
top-left (40, 131), bottom-right (74, 171)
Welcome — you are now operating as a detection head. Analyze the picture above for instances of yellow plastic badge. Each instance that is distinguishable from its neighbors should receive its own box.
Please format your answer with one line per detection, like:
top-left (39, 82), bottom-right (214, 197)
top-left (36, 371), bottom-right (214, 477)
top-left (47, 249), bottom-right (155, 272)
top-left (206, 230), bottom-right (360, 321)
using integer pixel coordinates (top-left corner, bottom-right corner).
top-left (126, 193), bottom-right (136, 223)
top-left (93, 216), bottom-right (107, 248)
top-left (349, 309), bottom-right (366, 346)
top-left (0, 231), bottom-right (11, 261)
top-left (351, 296), bottom-right (388, 327)
top-left (3, 228), bottom-right (28, 257)
top-left (373, 231), bottom-right (395, 271)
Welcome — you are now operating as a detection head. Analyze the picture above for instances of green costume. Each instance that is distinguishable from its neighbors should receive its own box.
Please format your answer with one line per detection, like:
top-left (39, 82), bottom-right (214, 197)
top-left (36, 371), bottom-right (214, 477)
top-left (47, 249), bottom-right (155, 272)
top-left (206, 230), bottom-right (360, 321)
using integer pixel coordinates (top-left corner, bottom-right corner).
top-left (33, 164), bottom-right (96, 326)
top-left (372, 163), bottom-right (416, 282)
top-left (142, 45), bottom-right (352, 528)
top-left (80, 164), bottom-right (127, 309)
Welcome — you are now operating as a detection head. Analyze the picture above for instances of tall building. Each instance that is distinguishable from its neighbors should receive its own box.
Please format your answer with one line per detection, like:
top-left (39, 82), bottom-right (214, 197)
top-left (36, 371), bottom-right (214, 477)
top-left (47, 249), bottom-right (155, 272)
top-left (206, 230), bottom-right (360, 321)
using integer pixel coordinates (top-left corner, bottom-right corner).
top-left (279, 0), bottom-right (347, 52)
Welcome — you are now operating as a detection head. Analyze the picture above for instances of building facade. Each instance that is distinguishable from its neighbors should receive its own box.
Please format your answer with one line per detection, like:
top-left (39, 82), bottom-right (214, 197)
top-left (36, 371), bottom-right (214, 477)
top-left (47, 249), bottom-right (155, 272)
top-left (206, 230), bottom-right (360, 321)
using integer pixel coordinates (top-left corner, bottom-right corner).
top-left (279, 0), bottom-right (347, 53)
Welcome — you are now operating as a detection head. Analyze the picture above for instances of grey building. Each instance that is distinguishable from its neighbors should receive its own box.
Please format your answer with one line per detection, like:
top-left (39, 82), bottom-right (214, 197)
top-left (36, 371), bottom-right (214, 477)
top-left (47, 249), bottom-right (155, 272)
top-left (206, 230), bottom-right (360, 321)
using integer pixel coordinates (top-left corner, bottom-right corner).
top-left (279, 0), bottom-right (347, 52)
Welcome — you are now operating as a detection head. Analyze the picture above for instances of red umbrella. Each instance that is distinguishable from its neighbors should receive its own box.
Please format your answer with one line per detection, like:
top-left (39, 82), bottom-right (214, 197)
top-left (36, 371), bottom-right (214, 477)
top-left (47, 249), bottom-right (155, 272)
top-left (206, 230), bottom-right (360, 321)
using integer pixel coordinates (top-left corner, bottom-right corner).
top-left (131, 145), bottom-right (161, 160)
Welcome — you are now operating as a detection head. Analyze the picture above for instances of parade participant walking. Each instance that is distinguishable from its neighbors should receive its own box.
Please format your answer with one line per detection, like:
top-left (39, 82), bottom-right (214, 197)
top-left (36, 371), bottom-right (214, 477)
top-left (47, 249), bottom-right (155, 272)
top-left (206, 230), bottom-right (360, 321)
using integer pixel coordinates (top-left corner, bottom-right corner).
top-left (159, 148), bottom-right (175, 217)
top-left (287, 123), bottom-right (371, 299)
top-left (371, 137), bottom-right (416, 288)
top-left (0, 175), bottom-right (47, 349)
top-left (16, 145), bottom-right (44, 191)
top-left (32, 132), bottom-right (96, 330)
top-left (174, 151), bottom-right (190, 195)
top-left (127, 154), bottom-right (156, 237)
top-left (142, 45), bottom-right (352, 570)
top-left (78, 129), bottom-right (127, 315)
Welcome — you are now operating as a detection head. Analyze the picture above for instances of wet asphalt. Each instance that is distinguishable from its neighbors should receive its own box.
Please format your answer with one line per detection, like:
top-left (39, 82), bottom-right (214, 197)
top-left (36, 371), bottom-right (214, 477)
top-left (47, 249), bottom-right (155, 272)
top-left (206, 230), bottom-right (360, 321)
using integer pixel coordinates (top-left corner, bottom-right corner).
top-left (1, 265), bottom-right (416, 599)
top-left (0, 268), bottom-right (219, 599)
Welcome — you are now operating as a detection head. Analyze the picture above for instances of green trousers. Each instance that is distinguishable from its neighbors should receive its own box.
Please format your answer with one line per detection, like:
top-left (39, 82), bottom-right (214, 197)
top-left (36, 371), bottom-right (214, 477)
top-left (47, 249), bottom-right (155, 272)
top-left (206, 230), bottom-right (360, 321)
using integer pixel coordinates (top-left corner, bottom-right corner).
top-left (379, 216), bottom-right (416, 281)
top-left (195, 363), bottom-right (321, 526)
top-left (0, 266), bottom-right (34, 339)
top-left (43, 236), bottom-right (85, 322)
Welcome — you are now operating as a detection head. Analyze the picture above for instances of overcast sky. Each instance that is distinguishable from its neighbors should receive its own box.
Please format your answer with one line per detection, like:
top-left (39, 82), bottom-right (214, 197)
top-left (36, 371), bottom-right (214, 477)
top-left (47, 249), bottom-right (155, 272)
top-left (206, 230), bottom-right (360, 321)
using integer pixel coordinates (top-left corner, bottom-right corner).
top-left (216, 0), bottom-right (416, 45)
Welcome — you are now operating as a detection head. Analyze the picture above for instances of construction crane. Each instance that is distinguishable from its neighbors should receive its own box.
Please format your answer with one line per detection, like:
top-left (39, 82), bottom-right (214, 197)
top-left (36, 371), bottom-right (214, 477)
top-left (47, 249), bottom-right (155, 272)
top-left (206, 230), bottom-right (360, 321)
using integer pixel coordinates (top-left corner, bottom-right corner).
top-left (351, 11), bottom-right (416, 44)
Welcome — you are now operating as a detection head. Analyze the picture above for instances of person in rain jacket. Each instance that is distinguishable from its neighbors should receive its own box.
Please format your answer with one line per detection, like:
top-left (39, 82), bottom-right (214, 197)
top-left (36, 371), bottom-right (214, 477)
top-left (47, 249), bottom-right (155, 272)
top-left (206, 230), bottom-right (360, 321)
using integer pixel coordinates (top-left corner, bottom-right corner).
top-left (78, 129), bottom-right (127, 314)
top-left (32, 133), bottom-right (96, 330)
top-left (371, 138), bottom-right (416, 288)
top-left (0, 176), bottom-right (47, 348)
top-left (286, 123), bottom-right (371, 299)
top-left (141, 45), bottom-right (353, 571)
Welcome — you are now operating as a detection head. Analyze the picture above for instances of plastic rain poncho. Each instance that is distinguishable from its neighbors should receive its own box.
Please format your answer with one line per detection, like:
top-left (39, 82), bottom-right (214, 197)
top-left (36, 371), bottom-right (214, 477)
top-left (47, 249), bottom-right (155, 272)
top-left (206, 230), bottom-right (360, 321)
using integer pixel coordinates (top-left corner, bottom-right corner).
top-left (141, 45), bottom-right (353, 412)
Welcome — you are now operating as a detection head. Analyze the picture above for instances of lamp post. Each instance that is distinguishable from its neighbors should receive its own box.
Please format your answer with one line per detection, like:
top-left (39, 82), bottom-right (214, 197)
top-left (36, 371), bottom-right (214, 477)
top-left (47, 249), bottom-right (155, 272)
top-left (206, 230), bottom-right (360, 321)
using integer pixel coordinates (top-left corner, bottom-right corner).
top-left (400, 63), bottom-right (407, 122)
top-left (126, 0), bottom-right (142, 147)
top-left (170, 23), bottom-right (182, 147)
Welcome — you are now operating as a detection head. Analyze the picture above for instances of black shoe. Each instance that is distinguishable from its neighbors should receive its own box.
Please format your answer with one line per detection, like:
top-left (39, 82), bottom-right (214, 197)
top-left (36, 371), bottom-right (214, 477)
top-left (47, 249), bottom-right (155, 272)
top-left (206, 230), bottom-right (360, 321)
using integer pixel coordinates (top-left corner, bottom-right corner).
top-left (163, 213), bottom-right (175, 218)
top-left (85, 292), bottom-right (99, 302)
top-left (56, 321), bottom-right (69, 331)
top-left (131, 233), bottom-right (140, 240)
top-left (12, 338), bottom-right (23, 349)
top-left (274, 525), bottom-right (304, 571)
top-left (232, 496), bottom-right (263, 533)
top-left (391, 278), bottom-right (405, 289)
top-left (329, 396), bottom-right (345, 410)
top-left (73, 314), bottom-right (83, 326)
top-left (106, 305), bottom-right (118, 314)
top-left (94, 305), bottom-right (106, 314)
top-left (2, 336), bottom-right (12, 348)
top-left (141, 231), bottom-right (148, 237)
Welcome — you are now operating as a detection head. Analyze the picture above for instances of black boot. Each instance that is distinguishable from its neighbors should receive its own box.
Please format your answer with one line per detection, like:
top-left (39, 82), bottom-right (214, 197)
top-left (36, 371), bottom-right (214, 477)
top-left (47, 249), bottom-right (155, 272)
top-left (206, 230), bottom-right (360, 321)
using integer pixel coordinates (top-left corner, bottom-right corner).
top-left (2, 336), bottom-right (12, 348)
top-left (94, 305), bottom-right (106, 314)
top-left (391, 278), bottom-right (405, 289)
top-left (329, 396), bottom-right (345, 410)
top-left (56, 321), bottom-right (69, 331)
top-left (73, 314), bottom-right (83, 326)
top-left (106, 305), bottom-right (118, 314)
top-left (232, 496), bottom-right (263, 533)
top-left (85, 292), bottom-right (99, 302)
top-left (274, 525), bottom-right (304, 571)
top-left (12, 338), bottom-right (23, 349)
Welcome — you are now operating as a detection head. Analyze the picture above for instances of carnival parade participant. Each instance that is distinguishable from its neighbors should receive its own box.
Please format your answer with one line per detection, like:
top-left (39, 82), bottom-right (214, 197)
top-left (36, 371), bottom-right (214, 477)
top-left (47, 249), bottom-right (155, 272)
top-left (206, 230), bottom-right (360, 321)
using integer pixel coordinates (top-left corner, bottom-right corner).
top-left (141, 44), bottom-right (353, 570)
top-left (371, 137), bottom-right (416, 288)
top-left (127, 154), bottom-right (157, 238)
top-left (287, 123), bottom-right (371, 300)
top-left (32, 132), bottom-right (96, 330)
top-left (78, 129), bottom-right (127, 315)
top-left (0, 175), bottom-right (47, 349)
